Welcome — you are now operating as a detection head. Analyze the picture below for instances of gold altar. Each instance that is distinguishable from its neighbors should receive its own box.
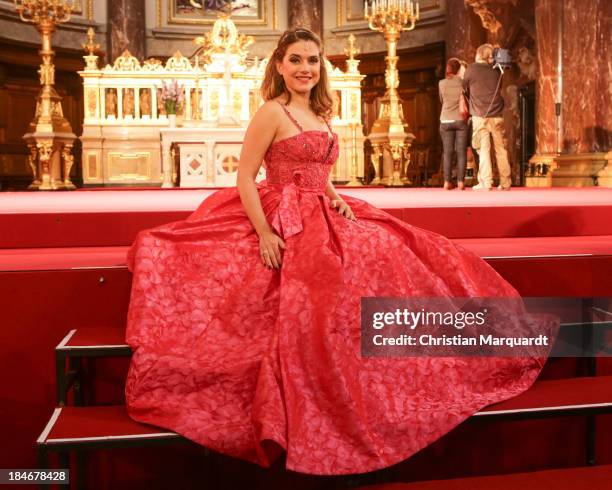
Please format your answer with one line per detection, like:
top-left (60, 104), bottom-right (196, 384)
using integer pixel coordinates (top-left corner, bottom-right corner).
top-left (79, 17), bottom-right (365, 187)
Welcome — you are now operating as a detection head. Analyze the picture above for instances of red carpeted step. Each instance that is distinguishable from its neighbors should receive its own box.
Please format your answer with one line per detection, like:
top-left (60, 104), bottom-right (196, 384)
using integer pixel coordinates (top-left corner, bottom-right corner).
top-left (0, 246), bottom-right (128, 271)
top-left (2, 188), bottom-right (612, 248)
top-left (2, 235), bottom-right (611, 271)
top-left (455, 235), bottom-right (612, 258)
top-left (362, 465), bottom-right (612, 490)
top-left (57, 327), bottom-right (129, 350)
top-left (476, 376), bottom-right (612, 417)
top-left (37, 405), bottom-right (182, 446)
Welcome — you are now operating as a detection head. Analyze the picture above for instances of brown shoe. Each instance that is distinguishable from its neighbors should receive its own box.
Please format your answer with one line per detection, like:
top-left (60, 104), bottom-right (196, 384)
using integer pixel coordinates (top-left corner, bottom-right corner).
top-left (457, 181), bottom-right (465, 190)
top-left (444, 181), bottom-right (453, 190)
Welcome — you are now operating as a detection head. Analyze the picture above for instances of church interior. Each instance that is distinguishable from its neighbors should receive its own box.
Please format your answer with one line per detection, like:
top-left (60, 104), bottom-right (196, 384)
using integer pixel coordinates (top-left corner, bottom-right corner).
top-left (0, 0), bottom-right (611, 489)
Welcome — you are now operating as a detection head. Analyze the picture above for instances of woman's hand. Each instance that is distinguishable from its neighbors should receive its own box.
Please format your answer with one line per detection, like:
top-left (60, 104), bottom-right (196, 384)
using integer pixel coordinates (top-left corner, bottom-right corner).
top-left (330, 199), bottom-right (356, 221)
top-left (259, 230), bottom-right (286, 269)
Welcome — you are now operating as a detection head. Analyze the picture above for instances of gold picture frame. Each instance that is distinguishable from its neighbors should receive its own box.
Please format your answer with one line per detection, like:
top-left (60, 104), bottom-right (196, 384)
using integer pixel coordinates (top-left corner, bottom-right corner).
top-left (167, 0), bottom-right (269, 26)
top-left (71, 0), bottom-right (82, 15)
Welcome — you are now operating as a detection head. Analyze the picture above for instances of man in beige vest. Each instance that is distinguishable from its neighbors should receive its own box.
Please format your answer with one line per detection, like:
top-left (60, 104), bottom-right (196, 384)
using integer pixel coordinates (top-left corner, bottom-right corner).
top-left (463, 44), bottom-right (511, 190)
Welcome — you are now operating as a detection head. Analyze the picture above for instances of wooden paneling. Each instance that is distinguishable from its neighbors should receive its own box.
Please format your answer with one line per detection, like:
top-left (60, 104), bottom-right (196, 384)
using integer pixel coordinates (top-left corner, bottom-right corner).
top-left (330, 42), bottom-right (445, 185)
top-left (0, 39), bottom-right (84, 190)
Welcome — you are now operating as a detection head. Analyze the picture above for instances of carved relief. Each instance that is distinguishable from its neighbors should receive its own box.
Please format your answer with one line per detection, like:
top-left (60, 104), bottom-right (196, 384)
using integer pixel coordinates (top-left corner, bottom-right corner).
top-left (37, 142), bottom-right (53, 163)
top-left (106, 89), bottom-right (118, 117)
top-left (123, 89), bottom-right (135, 117)
top-left (517, 46), bottom-right (537, 81)
top-left (465, 0), bottom-right (518, 41)
top-left (27, 144), bottom-right (40, 185)
top-left (140, 88), bottom-right (151, 116)
top-left (86, 88), bottom-right (97, 117)
top-left (62, 143), bottom-right (76, 189)
top-left (157, 88), bottom-right (166, 116)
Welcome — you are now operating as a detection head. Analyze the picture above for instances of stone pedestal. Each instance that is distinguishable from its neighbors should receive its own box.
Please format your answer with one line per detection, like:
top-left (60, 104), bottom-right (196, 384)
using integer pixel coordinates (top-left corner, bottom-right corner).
top-left (551, 153), bottom-right (607, 187)
top-left (526, 153), bottom-right (557, 188)
top-left (598, 152), bottom-right (612, 187)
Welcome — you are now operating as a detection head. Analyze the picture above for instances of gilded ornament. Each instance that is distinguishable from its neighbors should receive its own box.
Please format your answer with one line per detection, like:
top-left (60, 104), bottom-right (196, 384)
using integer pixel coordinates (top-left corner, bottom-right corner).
top-left (113, 50), bottom-right (141, 71)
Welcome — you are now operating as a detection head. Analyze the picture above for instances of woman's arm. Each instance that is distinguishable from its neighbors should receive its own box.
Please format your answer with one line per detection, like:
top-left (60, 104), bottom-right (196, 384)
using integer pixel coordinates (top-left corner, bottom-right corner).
top-left (237, 102), bottom-right (286, 268)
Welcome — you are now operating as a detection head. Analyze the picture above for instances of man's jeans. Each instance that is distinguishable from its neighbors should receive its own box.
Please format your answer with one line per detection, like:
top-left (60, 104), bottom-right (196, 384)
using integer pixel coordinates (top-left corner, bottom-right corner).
top-left (439, 120), bottom-right (468, 182)
top-left (471, 116), bottom-right (511, 188)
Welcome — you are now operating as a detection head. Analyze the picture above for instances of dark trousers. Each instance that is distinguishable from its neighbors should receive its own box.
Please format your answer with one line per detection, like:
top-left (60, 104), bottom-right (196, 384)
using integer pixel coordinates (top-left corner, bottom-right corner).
top-left (440, 120), bottom-right (468, 182)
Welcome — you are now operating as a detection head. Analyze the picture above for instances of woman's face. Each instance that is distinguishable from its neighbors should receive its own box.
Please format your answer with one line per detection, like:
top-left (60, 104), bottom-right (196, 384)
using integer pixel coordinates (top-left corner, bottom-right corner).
top-left (276, 40), bottom-right (321, 96)
top-left (458, 65), bottom-right (466, 79)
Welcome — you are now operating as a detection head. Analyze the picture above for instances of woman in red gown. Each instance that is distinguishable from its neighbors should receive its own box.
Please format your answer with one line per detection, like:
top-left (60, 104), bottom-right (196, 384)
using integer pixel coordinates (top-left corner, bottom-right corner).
top-left (125, 28), bottom-right (553, 475)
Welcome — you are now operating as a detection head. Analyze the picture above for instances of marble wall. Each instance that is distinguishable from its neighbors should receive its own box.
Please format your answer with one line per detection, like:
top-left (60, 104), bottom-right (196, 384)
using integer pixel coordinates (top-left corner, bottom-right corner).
top-left (288, 0), bottom-right (323, 38)
top-left (108, 0), bottom-right (146, 62)
top-left (445, 0), bottom-right (486, 62)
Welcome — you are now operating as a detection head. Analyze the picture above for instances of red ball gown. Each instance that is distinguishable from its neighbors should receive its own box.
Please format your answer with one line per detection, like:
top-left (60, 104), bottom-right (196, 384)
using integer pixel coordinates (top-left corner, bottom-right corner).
top-left (125, 109), bottom-right (552, 475)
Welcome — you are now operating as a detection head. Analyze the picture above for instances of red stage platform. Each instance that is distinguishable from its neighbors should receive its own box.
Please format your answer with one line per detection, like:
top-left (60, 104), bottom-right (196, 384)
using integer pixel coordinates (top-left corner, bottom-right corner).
top-left (1, 186), bottom-right (611, 487)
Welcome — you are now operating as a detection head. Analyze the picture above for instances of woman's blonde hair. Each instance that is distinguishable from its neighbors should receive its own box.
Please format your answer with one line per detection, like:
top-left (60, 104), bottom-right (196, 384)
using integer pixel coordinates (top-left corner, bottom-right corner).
top-left (261, 28), bottom-right (334, 120)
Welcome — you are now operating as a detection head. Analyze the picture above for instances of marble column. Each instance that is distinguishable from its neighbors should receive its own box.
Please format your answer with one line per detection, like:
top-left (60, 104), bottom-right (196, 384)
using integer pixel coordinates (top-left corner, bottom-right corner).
top-left (533, 0), bottom-right (559, 159)
top-left (595, 0), bottom-right (611, 185)
top-left (545, 0), bottom-right (609, 186)
top-left (445, 0), bottom-right (487, 62)
top-left (596, 0), bottom-right (611, 153)
top-left (107, 0), bottom-right (146, 63)
top-left (562, 0), bottom-right (600, 154)
top-left (288, 0), bottom-right (323, 39)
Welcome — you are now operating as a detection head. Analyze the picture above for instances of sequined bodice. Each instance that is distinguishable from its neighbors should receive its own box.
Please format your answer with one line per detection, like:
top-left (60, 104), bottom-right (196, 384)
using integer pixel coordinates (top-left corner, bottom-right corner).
top-left (264, 131), bottom-right (339, 189)
top-left (263, 102), bottom-right (338, 190)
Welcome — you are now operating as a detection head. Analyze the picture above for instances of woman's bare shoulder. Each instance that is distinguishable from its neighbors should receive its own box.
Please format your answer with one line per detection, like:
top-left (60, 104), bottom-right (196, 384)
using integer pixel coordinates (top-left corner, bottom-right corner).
top-left (254, 99), bottom-right (285, 118)
top-left (245, 101), bottom-right (282, 143)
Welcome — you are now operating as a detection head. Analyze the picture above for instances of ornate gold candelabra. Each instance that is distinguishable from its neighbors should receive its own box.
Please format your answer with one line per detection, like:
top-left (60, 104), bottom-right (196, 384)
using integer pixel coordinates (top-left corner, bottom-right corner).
top-left (14, 0), bottom-right (77, 190)
top-left (364, 0), bottom-right (418, 186)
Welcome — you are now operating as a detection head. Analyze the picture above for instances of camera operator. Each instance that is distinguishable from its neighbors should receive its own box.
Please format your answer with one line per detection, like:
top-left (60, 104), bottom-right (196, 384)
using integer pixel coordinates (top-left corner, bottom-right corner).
top-left (463, 43), bottom-right (511, 190)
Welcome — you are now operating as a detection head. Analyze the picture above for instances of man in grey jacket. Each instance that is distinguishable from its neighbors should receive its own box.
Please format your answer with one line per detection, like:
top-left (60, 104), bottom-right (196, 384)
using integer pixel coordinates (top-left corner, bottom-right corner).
top-left (463, 44), bottom-right (511, 190)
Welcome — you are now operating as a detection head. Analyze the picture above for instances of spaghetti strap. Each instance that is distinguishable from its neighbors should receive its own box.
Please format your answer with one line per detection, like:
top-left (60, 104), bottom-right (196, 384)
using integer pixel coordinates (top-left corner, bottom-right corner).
top-left (276, 101), bottom-right (303, 132)
top-left (323, 118), bottom-right (333, 135)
